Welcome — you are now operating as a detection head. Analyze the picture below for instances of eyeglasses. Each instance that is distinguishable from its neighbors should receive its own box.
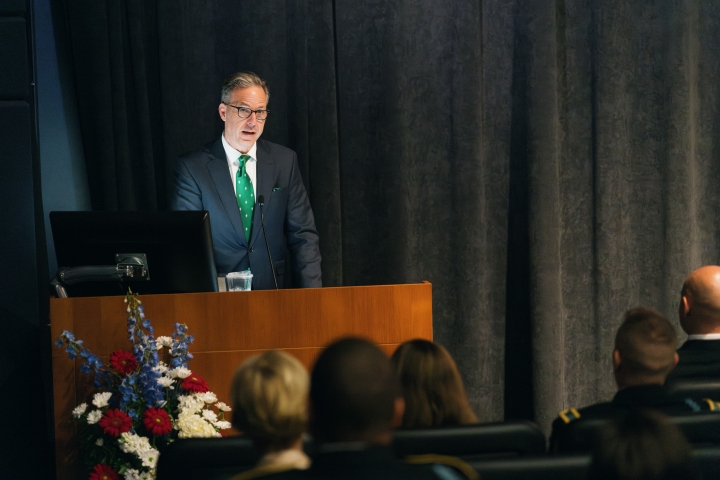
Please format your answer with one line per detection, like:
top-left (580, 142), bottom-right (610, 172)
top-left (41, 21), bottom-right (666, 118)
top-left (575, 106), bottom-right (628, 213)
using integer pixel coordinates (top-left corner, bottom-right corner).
top-left (224, 104), bottom-right (269, 121)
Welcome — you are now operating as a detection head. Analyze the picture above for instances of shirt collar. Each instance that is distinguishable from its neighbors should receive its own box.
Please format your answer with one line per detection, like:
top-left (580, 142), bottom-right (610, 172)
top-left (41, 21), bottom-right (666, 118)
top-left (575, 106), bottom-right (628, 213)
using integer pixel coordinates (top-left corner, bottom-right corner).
top-left (222, 134), bottom-right (257, 166)
top-left (687, 333), bottom-right (720, 340)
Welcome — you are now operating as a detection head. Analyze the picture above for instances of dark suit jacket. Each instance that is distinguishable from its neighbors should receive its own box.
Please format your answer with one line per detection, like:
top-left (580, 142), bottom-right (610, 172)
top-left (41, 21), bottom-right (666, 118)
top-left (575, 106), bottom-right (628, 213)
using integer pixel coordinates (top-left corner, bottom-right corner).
top-left (666, 339), bottom-right (720, 381)
top-left (172, 137), bottom-right (321, 290)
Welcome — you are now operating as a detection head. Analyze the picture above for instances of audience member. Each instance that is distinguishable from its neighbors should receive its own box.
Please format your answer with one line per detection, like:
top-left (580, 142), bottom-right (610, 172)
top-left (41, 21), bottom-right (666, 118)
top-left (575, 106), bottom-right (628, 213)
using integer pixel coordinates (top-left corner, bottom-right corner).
top-left (263, 337), bottom-right (476, 480)
top-left (588, 409), bottom-right (695, 480)
top-left (666, 265), bottom-right (720, 381)
top-left (229, 350), bottom-right (310, 479)
top-left (550, 307), bottom-right (712, 452)
top-left (391, 339), bottom-right (478, 428)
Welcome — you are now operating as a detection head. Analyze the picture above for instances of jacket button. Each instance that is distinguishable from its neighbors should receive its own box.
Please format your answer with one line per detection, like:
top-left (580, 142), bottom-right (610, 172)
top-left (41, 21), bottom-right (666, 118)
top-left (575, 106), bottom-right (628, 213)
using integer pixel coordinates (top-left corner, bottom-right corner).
top-left (249, 247), bottom-right (254, 253)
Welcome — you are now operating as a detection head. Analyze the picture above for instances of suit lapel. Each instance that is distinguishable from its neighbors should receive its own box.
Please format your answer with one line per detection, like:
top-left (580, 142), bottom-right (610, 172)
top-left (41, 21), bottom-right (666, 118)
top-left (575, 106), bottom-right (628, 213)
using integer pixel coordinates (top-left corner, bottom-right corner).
top-left (206, 138), bottom-right (247, 245)
top-left (251, 140), bottom-right (275, 246)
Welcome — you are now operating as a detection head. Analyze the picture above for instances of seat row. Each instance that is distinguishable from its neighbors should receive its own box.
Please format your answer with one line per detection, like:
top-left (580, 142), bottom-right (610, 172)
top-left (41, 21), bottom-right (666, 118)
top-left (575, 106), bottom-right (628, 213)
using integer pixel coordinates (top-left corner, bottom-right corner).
top-left (156, 417), bottom-right (720, 480)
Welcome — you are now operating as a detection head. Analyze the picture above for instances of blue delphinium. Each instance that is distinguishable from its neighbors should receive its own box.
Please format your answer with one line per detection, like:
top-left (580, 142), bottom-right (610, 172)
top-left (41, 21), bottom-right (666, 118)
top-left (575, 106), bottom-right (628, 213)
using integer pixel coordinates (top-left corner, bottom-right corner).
top-left (170, 322), bottom-right (195, 368)
top-left (55, 330), bottom-right (111, 388)
top-left (125, 295), bottom-right (165, 407)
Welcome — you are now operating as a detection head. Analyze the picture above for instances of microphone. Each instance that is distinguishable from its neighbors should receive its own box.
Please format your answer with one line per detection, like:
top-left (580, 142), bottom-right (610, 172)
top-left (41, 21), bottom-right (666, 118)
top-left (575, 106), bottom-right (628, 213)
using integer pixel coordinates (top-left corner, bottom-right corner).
top-left (257, 195), bottom-right (278, 289)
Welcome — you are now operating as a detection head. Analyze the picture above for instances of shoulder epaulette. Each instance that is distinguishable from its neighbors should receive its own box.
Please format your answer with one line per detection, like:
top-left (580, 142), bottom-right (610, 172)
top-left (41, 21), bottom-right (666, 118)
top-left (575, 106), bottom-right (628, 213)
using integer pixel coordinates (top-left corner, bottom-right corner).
top-left (703, 398), bottom-right (720, 411)
top-left (405, 454), bottom-right (480, 480)
top-left (558, 408), bottom-right (581, 424)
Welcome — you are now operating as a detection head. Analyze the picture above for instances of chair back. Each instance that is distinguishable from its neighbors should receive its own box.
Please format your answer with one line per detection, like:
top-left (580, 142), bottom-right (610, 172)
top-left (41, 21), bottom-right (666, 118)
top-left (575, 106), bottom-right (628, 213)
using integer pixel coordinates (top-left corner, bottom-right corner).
top-left (665, 380), bottom-right (720, 401)
top-left (155, 436), bottom-right (257, 480)
top-left (392, 420), bottom-right (546, 460)
top-left (468, 454), bottom-right (590, 480)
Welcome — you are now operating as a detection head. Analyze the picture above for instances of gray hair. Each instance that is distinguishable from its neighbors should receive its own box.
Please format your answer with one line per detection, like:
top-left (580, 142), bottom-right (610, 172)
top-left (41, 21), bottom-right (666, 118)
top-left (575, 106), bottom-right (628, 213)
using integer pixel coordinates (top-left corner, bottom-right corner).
top-left (221, 71), bottom-right (270, 104)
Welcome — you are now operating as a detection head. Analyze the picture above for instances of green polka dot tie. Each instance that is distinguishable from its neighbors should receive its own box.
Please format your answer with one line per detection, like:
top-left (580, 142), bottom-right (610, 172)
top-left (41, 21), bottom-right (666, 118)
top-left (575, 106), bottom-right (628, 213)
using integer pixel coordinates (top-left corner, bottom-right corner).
top-left (235, 154), bottom-right (254, 240)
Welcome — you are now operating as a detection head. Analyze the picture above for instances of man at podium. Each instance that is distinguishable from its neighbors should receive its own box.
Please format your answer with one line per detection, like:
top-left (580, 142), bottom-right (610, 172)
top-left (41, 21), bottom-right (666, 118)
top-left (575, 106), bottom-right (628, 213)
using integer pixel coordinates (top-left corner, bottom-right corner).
top-left (172, 72), bottom-right (322, 290)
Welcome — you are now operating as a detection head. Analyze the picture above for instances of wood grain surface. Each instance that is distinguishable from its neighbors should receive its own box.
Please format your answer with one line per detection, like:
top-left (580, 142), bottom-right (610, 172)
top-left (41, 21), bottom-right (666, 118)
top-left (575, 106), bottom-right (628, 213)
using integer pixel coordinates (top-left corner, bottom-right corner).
top-left (50, 283), bottom-right (432, 478)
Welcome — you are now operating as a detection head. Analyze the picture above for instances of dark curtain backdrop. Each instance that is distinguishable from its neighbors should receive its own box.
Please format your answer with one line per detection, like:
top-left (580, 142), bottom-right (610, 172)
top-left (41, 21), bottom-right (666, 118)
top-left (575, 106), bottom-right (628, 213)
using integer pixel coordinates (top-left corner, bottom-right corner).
top-left (63, 0), bottom-right (720, 431)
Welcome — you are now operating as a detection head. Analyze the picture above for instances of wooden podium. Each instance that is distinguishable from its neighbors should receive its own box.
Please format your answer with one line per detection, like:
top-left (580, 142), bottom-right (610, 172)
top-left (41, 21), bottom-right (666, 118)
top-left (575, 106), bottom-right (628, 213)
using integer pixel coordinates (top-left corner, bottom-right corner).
top-left (49, 283), bottom-right (432, 478)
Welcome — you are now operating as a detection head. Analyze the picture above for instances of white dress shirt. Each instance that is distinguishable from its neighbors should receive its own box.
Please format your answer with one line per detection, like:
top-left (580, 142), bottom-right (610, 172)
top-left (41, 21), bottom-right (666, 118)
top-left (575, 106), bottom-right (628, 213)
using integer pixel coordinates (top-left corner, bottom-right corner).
top-left (222, 134), bottom-right (257, 197)
top-left (687, 333), bottom-right (720, 340)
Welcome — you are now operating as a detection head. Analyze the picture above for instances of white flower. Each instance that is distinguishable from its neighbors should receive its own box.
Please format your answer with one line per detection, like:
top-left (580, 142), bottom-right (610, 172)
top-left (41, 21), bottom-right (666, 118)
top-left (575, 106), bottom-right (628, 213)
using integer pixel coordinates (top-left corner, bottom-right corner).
top-left (176, 412), bottom-right (220, 438)
top-left (87, 410), bottom-right (103, 425)
top-left (156, 336), bottom-right (173, 349)
top-left (177, 394), bottom-right (205, 413)
top-left (215, 402), bottom-right (232, 412)
top-left (213, 420), bottom-right (232, 430)
top-left (119, 432), bottom-right (151, 454)
top-left (152, 362), bottom-right (169, 374)
top-left (119, 432), bottom-right (160, 469)
top-left (196, 391), bottom-right (217, 404)
top-left (95, 438), bottom-right (104, 446)
top-left (72, 403), bottom-right (88, 419)
top-left (157, 377), bottom-right (174, 389)
top-left (170, 367), bottom-right (191, 379)
top-left (138, 448), bottom-right (160, 468)
top-left (202, 409), bottom-right (218, 423)
top-left (92, 392), bottom-right (112, 408)
top-left (123, 469), bottom-right (154, 480)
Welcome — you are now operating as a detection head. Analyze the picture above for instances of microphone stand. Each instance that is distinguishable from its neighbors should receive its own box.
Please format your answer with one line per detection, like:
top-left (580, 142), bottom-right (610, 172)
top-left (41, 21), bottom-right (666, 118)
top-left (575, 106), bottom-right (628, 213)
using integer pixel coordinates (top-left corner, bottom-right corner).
top-left (257, 195), bottom-right (279, 289)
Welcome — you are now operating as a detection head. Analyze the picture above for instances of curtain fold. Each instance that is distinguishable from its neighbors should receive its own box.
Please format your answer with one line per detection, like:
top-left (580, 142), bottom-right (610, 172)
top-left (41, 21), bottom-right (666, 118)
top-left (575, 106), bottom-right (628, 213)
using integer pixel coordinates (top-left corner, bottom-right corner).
top-left (63, 0), bottom-right (720, 432)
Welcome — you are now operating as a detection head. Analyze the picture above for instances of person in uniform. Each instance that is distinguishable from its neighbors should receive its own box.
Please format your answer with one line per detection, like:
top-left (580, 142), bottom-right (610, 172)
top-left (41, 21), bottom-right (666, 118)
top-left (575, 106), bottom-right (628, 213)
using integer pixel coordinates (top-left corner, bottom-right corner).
top-left (550, 307), bottom-right (719, 453)
top-left (666, 265), bottom-right (720, 381)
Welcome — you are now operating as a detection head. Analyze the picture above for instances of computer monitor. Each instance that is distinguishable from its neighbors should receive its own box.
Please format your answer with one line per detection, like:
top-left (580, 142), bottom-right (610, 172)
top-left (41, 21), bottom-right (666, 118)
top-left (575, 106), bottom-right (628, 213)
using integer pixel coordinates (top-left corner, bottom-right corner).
top-left (50, 211), bottom-right (218, 297)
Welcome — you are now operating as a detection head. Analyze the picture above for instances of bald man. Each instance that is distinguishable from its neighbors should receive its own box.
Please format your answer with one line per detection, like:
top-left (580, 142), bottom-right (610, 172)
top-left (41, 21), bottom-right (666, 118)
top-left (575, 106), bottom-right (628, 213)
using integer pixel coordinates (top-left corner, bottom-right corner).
top-left (666, 265), bottom-right (720, 381)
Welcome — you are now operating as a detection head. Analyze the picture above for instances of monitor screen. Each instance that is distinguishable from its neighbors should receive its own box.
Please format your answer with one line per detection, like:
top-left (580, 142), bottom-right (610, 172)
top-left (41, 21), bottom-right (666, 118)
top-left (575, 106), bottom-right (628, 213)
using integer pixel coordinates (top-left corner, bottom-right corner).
top-left (50, 211), bottom-right (218, 297)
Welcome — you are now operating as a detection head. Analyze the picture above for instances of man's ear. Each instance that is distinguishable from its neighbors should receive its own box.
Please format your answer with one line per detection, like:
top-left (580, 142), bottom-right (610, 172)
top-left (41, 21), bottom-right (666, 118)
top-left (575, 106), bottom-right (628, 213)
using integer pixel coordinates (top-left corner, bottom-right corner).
top-left (681, 294), bottom-right (692, 317)
top-left (612, 349), bottom-right (622, 371)
top-left (218, 103), bottom-right (227, 122)
top-left (390, 397), bottom-right (405, 429)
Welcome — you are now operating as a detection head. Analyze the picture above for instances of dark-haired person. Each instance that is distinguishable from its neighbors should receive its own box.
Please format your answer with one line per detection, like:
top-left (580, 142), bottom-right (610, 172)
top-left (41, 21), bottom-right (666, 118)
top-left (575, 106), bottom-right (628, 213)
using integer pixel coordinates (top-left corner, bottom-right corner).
top-left (588, 410), bottom-right (696, 480)
top-left (666, 265), bottom-right (720, 382)
top-left (262, 337), bottom-right (477, 480)
top-left (391, 339), bottom-right (478, 428)
top-left (550, 307), bottom-right (716, 453)
top-left (172, 71), bottom-right (321, 290)
top-left (229, 350), bottom-right (310, 480)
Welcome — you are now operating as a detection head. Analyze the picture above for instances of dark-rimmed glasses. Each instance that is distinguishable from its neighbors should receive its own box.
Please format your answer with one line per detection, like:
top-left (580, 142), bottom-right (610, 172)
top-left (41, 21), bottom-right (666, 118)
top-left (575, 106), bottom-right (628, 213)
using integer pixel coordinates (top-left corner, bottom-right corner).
top-left (223, 103), bottom-right (269, 121)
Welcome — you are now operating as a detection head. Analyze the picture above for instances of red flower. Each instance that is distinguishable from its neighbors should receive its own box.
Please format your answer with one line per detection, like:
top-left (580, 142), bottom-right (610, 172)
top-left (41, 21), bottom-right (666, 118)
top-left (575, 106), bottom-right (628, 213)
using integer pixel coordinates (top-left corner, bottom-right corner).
top-left (89, 464), bottom-right (119, 480)
top-left (181, 373), bottom-right (209, 393)
top-left (98, 408), bottom-right (132, 437)
top-left (143, 407), bottom-right (173, 436)
top-left (109, 350), bottom-right (138, 375)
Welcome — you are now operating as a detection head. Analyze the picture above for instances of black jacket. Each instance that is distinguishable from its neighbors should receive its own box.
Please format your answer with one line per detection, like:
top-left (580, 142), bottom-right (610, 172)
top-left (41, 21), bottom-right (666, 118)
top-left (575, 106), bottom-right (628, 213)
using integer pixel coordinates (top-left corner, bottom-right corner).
top-left (666, 339), bottom-right (720, 381)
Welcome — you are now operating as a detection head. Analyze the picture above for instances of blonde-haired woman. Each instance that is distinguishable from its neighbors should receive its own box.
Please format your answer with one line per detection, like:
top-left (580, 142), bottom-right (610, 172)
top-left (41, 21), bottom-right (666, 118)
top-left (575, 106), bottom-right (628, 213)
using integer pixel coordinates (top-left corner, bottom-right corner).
top-left (229, 350), bottom-right (310, 479)
top-left (391, 339), bottom-right (478, 428)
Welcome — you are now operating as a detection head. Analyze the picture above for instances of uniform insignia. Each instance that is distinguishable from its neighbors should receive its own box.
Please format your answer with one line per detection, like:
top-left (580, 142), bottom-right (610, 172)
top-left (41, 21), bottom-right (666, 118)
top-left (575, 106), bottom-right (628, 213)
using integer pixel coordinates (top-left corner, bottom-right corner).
top-left (703, 398), bottom-right (720, 411)
top-left (684, 398), bottom-right (702, 412)
top-left (558, 408), bottom-right (581, 424)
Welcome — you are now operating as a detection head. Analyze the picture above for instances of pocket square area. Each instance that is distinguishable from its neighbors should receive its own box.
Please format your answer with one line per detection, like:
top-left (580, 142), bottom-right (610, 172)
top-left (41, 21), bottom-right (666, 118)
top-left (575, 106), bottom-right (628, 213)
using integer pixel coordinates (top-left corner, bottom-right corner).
top-left (272, 187), bottom-right (283, 191)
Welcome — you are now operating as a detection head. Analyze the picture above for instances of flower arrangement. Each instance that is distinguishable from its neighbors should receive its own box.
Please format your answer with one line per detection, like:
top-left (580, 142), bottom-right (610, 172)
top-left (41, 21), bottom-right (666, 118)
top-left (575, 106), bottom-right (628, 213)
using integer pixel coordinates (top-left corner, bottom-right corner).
top-left (55, 292), bottom-right (232, 480)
